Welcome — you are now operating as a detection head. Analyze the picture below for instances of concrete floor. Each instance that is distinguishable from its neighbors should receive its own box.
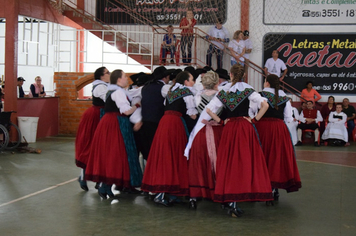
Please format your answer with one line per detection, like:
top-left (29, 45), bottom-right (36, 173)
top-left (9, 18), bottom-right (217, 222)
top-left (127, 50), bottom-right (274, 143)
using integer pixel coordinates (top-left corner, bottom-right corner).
top-left (0, 137), bottom-right (356, 236)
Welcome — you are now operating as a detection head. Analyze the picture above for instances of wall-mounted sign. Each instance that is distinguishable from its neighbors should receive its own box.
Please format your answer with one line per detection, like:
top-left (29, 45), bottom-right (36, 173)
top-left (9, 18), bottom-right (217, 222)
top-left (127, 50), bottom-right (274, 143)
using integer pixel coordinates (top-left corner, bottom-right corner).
top-left (96, 0), bottom-right (227, 25)
top-left (264, 0), bottom-right (356, 25)
top-left (263, 33), bottom-right (356, 94)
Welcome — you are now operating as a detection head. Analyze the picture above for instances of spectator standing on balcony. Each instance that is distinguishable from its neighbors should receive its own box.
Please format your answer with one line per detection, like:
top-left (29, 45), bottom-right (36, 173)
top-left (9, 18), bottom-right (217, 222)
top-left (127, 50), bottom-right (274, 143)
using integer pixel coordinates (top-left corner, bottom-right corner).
top-left (206, 19), bottom-right (230, 70)
top-left (264, 50), bottom-right (287, 81)
top-left (300, 81), bottom-right (322, 105)
top-left (29, 76), bottom-right (46, 97)
top-left (161, 25), bottom-right (177, 64)
top-left (179, 9), bottom-right (196, 64)
top-left (342, 98), bottom-right (356, 140)
top-left (228, 30), bottom-right (245, 66)
top-left (17, 77), bottom-right (26, 98)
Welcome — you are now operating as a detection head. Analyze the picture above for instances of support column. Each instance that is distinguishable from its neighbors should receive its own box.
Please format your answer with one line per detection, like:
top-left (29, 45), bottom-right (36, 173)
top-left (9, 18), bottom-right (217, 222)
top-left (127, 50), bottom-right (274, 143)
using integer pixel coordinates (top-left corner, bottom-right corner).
top-left (77, 0), bottom-right (85, 13)
top-left (241, 0), bottom-right (250, 83)
top-left (4, 0), bottom-right (19, 117)
top-left (240, 0), bottom-right (249, 31)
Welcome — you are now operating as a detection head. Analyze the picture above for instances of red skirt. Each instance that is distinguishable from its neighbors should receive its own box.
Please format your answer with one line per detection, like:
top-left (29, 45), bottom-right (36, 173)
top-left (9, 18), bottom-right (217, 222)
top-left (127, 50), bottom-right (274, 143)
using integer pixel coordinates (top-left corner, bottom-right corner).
top-left (141, 111), bottom-right (189, 196)
top-left (254, 118), bottom-right (302, 192)
top-left (75, 106), bottom-right (103, 168)
top-left (214, 117), bottom-right (273, 203)
top-left (85, 112), bottom-right (131, 188)
top-left (188, 124), bottom-right (223, 199)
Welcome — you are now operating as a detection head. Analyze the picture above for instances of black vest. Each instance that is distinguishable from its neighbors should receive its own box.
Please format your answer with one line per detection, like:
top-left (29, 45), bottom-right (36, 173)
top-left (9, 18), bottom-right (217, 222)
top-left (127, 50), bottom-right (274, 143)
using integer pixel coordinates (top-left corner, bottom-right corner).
top-left (104, 90), bottom-right (120, 113)
top-left (92, 84), bottom-right (106, 106)
top-left (260, 91), bottom-right (288, 120)
top-left (141, 80), bottom-right (165, 123)
top-left (165, 87), bottom-right (193, 115)
top-left (217, 88), bottom-right (254, 118)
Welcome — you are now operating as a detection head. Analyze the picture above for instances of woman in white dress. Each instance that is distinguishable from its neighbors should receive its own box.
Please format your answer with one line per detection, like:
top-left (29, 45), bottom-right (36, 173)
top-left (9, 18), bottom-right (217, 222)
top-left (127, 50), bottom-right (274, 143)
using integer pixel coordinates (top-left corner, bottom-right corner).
top-left (322, 103), bottom-right (348, 146)
top-left (285, 98), bottom-right (299, 145)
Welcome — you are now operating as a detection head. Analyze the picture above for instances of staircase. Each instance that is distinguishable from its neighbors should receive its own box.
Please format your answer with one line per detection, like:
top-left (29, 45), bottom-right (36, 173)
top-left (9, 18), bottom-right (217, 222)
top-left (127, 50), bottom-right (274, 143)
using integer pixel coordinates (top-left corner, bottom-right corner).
top-left (51, 0), bottom-right (153, 69)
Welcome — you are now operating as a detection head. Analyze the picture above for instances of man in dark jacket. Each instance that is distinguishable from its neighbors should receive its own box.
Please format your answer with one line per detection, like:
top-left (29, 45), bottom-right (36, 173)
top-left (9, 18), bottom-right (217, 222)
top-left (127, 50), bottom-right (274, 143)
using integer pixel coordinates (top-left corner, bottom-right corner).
top-left (140, 66), bottom-right (170, 160)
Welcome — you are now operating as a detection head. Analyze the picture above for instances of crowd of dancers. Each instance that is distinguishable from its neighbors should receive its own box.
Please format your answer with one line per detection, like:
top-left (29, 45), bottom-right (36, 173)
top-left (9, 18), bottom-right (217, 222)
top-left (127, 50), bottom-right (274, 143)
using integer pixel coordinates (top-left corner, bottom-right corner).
top-left (75, 64), bottom-right (301, 218)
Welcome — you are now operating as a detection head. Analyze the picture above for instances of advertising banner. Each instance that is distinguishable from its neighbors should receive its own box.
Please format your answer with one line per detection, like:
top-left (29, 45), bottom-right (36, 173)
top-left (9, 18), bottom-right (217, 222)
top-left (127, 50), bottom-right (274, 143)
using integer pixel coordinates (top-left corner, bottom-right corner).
top-left (96, 0), bottom-right (227, 25)
top-left (264, 0), bottom-right (356, 25)
top-left (263, 33), bottom-right (356, 94)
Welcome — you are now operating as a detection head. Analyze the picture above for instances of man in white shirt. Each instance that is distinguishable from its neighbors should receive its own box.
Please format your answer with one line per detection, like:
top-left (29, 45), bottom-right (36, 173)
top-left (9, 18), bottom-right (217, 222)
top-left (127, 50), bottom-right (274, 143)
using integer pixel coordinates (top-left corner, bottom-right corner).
top-left (264, 50), bottom-right (287, 81)
top-left (206, 19), bottom-right (230, 70)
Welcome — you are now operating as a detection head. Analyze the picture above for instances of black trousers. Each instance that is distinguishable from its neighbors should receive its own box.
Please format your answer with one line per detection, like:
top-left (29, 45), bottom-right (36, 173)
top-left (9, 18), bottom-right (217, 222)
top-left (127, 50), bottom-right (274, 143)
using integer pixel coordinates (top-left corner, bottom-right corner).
top-left (140, 121), bottom-right (159, 160)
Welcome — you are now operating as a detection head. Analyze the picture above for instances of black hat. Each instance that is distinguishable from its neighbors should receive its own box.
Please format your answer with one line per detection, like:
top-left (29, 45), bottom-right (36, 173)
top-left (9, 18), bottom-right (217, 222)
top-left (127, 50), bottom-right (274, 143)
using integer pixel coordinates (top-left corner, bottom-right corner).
top-left (153, 66), bottom-right (170, 80)
top-left (169, 69), bottom-right (182, 80)
top-left (130, 72), bottom-right (146, 84)
top-left (184, 66), bottom-right (197, 80)
top-left (215, 68), bottom-right (230, 80)
top-left (17, 77), bottom-right (25, 81)
top-left (195, 68), bottom-right (206, 76)
top-left (203, 66), bottom-right (213, 72)
top-left (243, 30), bottom-right (249, 37)
top-left (134, 74), bottom-right (152, 87)
top-left (165, 69), bottom-right (177, 80)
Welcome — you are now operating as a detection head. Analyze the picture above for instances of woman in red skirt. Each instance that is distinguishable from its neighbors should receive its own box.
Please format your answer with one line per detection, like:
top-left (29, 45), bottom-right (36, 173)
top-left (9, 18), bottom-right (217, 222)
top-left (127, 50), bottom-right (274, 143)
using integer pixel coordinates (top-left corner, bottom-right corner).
top-left (196, 64), bottom-right (273, 217)
top-left (85, 70), bottom-right (143, 199)
top-left (184, 71), bottom-right (222, 209)
top-left (254, 74), bottom-right (302, 202)
top-left (75, 67), bottom-right (109, 191)
top-left (141, 71), bottom-right (198, 206)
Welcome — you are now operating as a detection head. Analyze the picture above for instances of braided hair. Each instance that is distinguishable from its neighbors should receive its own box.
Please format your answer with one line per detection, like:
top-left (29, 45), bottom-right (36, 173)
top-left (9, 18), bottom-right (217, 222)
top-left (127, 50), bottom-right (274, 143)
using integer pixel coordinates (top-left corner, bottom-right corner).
top-left (266, 74), bottom-right (280, 110)
top-left (230, 64), bottom-right (245, 86)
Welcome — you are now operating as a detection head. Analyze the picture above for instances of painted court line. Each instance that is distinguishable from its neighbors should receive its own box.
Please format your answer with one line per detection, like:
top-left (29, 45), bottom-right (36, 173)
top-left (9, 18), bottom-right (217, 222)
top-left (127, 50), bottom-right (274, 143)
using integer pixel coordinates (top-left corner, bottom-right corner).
top-left (298, 159), bottom-right (356, 168)
top-left (0, 178), bottom-right (77, 208)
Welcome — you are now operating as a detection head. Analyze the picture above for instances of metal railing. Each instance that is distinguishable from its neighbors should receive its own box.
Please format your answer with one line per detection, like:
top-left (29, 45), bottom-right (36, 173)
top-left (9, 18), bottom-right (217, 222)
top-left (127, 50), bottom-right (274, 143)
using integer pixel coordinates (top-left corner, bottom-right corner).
top-left (48, 0), bottom-right (304, 98)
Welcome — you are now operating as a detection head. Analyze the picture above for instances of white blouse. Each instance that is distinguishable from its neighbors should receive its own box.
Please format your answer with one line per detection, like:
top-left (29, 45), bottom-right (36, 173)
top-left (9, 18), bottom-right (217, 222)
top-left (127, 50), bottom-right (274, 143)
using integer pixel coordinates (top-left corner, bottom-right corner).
top-left (109, 85), bottom-right (132, 114)
top-left (92, 80), bottom-right (108, 102)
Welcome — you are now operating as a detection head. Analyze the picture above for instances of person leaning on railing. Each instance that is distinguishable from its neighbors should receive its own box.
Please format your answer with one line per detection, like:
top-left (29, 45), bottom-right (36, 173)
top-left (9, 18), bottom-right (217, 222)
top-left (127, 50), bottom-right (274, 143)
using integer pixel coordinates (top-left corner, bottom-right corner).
top-left (179, 9), bottom-right (196, 64)
top-left (29, 76), bottom-right (46, 98)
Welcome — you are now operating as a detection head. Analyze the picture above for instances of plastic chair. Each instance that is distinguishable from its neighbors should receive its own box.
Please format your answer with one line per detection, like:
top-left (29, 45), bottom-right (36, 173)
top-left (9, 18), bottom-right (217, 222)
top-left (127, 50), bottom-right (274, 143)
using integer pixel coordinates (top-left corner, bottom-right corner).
top-left (159, 39), bottom-right (180, 66)
top-left (302, 129), bottom-right (320, 144)
top-left (301, 121), bottom-right (321, 145)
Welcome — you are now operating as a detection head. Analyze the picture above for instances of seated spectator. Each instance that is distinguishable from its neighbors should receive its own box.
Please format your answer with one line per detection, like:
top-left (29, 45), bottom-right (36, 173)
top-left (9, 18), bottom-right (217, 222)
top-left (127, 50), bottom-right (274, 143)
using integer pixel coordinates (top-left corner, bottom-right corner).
top-left (300, 81), bottom-right (322, 105)
top-left (206, 19), bottom-right (230, 69)
top-left (17, 77), bottom-right (26, 98)
top-left (295, 100), bottom-right (323, 147)
top-left (298, 101), bottom-right (307, 114)
top-left (285, 98), bottom-right (299, 145)
top-left (342, 98), bottom-right (356, 140)
top-left (322, 103), bottom-right (348, 146)
top-left (320, 96), bottom-right (336, 138)
top-left (29, 76), bottom-right (46, 97)
top-left (161, 25), bottom-right (177, 64)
